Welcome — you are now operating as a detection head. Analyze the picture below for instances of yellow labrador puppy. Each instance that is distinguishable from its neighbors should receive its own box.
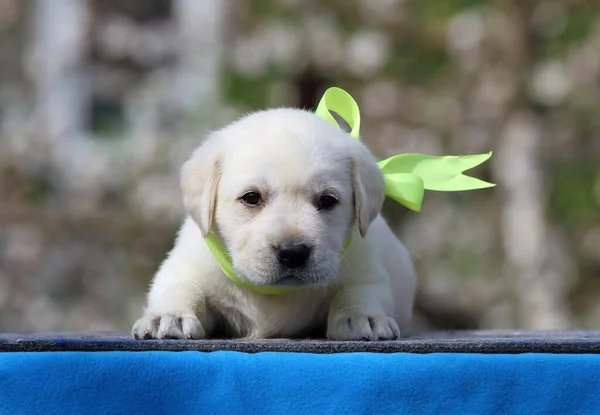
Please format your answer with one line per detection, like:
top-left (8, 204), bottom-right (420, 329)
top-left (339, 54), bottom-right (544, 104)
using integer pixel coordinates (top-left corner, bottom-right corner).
top-left (132, 108), bottom-right (416, 340)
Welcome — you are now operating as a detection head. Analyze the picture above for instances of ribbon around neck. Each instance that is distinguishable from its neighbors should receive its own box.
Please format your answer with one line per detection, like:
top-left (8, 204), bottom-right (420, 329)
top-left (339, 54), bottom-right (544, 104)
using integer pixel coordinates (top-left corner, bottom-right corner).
top-left (206, 86), bottom-right (495, 295)
top-left (205, 232), bottom-right (352, 295)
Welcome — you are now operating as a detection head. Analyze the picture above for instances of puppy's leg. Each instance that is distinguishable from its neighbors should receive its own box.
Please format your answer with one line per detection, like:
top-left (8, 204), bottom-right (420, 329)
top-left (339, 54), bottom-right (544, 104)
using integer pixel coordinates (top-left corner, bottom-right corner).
top-left (326, 282), bottom-right (400, 341)
top-left (132, 218), bottom-right (220, 340)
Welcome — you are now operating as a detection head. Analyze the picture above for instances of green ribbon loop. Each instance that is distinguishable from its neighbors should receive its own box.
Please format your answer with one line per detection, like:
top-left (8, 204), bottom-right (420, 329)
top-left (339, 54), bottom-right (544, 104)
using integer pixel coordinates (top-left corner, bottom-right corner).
top-left (315, 87), bottom-right (361, 138)
top-left (382, 173), bottom-right (424, 212)
top-left (316, 87), bottom-right (496, 212)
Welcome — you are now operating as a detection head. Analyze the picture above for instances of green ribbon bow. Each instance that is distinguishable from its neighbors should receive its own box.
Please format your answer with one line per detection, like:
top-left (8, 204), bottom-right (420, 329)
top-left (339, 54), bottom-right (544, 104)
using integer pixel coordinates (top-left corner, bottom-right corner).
top-left (206, 86), bottom-right (495, 295)
top-left (316, 87), bottom-right (495, 212)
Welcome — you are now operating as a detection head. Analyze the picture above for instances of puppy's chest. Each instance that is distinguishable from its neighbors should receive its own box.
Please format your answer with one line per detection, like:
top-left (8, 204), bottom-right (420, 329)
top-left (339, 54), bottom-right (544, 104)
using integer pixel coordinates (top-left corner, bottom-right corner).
top-left (209, 291), bottom-right (332, 339)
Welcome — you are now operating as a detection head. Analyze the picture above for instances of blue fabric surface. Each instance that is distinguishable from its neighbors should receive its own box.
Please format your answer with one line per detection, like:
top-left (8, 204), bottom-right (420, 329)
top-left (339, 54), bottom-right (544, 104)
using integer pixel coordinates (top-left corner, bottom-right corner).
top-left (1, 351), bottom-right (599, 414)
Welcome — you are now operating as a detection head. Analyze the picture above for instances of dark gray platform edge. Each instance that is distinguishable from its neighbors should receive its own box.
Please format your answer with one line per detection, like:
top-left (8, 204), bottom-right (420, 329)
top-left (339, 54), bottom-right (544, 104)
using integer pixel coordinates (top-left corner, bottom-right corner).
top-left (2, 330), bottom-right (600, 354)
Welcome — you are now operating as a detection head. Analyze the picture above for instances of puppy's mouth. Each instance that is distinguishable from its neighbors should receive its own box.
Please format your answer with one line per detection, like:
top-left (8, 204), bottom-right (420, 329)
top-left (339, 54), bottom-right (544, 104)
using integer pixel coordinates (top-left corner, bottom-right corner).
top-left (271, 274), bottom-right (306, 287)
top-left (234, 256), bottom-right (338, 288)
top-left (240, 270), bottom-right (325, 288)
top-left (235, 268), bottom-right (310, 287)
top-left (269, 269), bottom-right (335, 287)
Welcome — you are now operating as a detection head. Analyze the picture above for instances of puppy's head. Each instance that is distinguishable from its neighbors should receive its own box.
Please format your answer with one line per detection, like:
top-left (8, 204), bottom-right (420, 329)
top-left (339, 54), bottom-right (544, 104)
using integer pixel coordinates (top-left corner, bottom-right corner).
top-left (181, 109), bottom-right (384, 287)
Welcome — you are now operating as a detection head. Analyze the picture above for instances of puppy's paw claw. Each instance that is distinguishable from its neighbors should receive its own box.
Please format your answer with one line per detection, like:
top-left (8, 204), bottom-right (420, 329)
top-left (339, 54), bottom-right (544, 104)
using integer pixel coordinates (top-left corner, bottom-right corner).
top-left (327, 314), bottom-right (400, 341)
top-left (132, 310), bottom-right (205, 340)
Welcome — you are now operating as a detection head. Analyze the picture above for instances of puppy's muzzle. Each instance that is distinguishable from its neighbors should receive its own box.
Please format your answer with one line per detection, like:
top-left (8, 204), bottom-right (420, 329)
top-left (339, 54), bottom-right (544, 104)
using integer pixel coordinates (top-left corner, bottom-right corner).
top-left (275, 243), bottom-right (312, 269)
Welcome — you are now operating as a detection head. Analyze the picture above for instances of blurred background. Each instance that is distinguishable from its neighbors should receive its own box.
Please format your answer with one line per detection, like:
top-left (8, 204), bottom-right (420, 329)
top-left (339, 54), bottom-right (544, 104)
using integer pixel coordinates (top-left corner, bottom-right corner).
top-left (0, 0), bottom-right (599, 333)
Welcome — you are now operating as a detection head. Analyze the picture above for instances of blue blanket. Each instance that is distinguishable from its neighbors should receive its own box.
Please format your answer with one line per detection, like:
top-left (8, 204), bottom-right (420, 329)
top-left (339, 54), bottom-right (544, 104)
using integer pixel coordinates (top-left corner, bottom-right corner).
top-left (1, 351), bottom-right (599, 414)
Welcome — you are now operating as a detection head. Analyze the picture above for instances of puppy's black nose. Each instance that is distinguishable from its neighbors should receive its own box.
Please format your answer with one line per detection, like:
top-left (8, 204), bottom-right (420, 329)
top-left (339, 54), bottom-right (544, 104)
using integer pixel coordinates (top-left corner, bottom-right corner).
top-left (276, 243), bottom-right (311, 269)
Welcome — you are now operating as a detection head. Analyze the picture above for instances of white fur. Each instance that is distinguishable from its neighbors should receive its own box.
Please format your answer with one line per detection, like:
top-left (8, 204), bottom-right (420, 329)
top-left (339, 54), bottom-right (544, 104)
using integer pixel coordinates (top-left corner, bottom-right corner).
top-left (132, 108), bottom-right (417, 340)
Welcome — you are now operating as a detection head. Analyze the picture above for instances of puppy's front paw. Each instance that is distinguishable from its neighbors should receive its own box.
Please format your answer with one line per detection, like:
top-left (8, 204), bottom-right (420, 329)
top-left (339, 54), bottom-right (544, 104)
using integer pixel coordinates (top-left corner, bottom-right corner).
top-left (132, 310), bottom-right (205, 340)
top-left (327, 314), bottom-right (400, 341)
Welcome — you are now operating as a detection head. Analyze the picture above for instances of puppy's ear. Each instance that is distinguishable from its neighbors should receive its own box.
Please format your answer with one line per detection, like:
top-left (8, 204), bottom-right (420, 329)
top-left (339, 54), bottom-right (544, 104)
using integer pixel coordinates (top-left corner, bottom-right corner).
top-left (351, 145), bottom-right (385, 238)
top-left (180, 138), bottom-right (221, 238)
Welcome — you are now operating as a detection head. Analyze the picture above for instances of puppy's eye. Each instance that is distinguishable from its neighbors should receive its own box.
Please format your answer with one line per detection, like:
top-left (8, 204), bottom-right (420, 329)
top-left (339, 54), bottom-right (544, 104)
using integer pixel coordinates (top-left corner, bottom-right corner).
top-left (241, 192), bottom-right (261, 206)
top-left (316, 195), bottom-right (338, 211)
